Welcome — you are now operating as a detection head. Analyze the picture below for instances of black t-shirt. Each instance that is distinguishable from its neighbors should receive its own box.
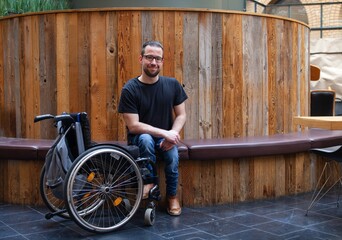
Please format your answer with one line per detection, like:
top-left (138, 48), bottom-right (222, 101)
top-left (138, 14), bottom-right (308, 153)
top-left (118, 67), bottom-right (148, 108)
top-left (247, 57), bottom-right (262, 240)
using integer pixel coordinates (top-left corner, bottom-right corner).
top-left (118, 76), bottom-right (188, 135)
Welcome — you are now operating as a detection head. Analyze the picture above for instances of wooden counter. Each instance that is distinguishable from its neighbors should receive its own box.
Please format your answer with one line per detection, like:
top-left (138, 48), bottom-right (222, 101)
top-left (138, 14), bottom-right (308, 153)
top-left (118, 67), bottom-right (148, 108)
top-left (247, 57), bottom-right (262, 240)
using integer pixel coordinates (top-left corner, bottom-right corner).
top-left (294, 116), bottom-right (342, 130)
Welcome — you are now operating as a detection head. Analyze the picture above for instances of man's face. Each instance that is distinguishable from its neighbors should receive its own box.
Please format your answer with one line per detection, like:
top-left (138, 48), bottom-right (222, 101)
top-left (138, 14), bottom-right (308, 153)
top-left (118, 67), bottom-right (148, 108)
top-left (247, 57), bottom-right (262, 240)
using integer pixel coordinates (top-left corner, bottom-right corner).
top-left (140, 45), bottom-right (163, 78)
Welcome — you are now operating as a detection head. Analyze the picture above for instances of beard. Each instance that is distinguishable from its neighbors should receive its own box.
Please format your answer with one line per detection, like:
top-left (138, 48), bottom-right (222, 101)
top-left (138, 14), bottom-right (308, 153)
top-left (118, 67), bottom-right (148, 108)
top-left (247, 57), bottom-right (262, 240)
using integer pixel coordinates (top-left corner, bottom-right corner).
top-left (143, 65), bottom-right (160, 78)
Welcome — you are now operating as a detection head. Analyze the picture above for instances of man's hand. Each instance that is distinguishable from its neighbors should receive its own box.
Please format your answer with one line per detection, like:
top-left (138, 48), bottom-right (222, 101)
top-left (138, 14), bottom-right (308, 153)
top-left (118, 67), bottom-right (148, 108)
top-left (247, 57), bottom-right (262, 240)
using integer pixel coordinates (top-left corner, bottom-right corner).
top-left (164, 130), bottom-right (180, 145)
top-left (160, 139), bottom-right (175, 151)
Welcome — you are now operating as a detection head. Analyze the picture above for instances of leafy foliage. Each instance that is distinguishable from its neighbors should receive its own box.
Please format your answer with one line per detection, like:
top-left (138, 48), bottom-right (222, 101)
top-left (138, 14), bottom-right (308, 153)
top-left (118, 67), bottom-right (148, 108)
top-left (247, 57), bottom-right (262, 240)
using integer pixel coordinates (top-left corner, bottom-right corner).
top-left (0, 0), bottom-right (70, 17)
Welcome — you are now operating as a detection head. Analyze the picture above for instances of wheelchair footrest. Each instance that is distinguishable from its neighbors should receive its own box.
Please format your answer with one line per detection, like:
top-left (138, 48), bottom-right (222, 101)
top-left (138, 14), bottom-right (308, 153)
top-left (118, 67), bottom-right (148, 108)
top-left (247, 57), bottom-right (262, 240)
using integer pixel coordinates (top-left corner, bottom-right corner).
top-left (149, 185), bottom-right (161, 201)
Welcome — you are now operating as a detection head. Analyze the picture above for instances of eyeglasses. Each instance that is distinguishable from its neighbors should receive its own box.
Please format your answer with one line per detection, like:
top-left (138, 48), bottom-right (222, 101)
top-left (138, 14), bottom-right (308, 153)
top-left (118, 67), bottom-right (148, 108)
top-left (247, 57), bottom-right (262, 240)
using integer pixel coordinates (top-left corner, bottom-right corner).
top-left (143, 55), bottom-right (163, 63)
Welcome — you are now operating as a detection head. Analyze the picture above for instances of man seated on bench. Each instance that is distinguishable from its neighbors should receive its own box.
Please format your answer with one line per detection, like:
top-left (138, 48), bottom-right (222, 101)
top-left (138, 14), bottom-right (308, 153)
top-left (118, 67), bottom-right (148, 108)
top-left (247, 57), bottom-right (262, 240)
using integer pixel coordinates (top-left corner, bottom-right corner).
top-left (118, 40), bottom-right (188, 216)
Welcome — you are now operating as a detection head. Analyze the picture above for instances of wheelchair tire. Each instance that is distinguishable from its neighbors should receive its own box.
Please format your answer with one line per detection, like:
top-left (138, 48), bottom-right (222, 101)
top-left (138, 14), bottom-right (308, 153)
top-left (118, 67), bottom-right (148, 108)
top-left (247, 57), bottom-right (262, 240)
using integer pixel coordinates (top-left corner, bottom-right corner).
top-left (63, 144), bottom-right (143, 233)
top-left (39, 164), bottom-right (69, 219)
top-left (144, 207), bottom-right (156, 226)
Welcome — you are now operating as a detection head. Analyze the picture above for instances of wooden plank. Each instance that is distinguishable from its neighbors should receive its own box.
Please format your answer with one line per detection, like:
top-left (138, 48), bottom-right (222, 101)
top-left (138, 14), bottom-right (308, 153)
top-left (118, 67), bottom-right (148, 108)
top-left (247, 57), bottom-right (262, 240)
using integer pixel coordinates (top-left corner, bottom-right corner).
top-left (174, 12), bottom-right (184, 85)
top-left (183, 12), bottom-right (199, 139)
top-left (77, 13), bottom-right (91, 113)
top-left (274, 20), bottom-right (285, 135)
top-left (130, 11), bottom-right (142, 77)
top-left (21, 16), bottom-right (40, 138)
top-left (3, 20), bottom-right (17, 137)
top-left (0, 161), bottom-right (6, 201)
top-left (151, 11), bottom-right (164, 43)
top-left (7, 160), bottom-right (20, 203)
top-left (12, 18), bottom-right (21, 138)
top-left (106, 12), bottom-right (118, 140)
top-left (238, 158), bottom-right (251, 201)
top-left (211, 13), bottom-right (223, 139)
top-left (222, 14), bottom-right (243, 138)
top-left (242, 16), bottom-right (268, 137)
top-left (0, 22), bottom-right (4, 136)
top-left (174, 12), bottom-right (185, 138)
top-left (56, 13), bottom-right (70, 113)
top-left (198, 12), bottom-right (212, 139)
top-left (275, 155), bottom-right (286, 196)
top-left (117, 11), bottom-right (133, 141)
top-left (38, 14), bottom-right (57, 139)
top-left (289, 23), bottom-right (299, 132)
top-left (67, 13), bottom-right (79, 113)
top-left (283, 21), bottom-right (293, 134)
top-left (89, 12), bottom-right (107, 141)
top-left (266, 18), bottom-right (277, 135)
top-left (162, 11), bottom-right (175, 77)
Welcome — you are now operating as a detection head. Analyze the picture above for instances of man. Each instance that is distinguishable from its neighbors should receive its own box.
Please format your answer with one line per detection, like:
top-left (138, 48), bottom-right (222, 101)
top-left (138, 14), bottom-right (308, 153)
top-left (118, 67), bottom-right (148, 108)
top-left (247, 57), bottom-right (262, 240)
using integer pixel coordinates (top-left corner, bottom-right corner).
top-left (118, 41), bottom-right (188, 216)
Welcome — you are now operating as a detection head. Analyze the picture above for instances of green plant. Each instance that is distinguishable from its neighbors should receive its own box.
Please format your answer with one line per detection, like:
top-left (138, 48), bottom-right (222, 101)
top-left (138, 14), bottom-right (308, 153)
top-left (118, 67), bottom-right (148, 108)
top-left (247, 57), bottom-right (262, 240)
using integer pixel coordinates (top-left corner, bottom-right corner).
top-left (0, 0), bottom-right (70, 17)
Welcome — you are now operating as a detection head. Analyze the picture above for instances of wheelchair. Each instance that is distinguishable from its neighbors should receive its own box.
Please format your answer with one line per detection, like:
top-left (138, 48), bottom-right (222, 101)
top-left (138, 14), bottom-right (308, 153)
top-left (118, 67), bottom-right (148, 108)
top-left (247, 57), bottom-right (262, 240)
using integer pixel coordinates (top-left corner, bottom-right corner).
top-left (34, 112), bottom-right (161, 233)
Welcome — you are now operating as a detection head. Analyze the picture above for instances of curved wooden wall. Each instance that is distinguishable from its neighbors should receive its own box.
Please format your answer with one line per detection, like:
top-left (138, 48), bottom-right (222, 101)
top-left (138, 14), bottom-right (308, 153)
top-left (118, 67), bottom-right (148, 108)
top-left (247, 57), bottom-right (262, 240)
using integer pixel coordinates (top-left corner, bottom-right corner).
top-left (0, 8), bottom-right (310, 141)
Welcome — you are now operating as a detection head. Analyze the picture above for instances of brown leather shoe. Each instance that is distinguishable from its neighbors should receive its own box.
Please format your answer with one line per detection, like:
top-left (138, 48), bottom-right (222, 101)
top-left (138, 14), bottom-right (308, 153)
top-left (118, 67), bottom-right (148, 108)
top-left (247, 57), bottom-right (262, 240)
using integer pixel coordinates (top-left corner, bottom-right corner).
top-left (167, 196), bottom-right (182, 216)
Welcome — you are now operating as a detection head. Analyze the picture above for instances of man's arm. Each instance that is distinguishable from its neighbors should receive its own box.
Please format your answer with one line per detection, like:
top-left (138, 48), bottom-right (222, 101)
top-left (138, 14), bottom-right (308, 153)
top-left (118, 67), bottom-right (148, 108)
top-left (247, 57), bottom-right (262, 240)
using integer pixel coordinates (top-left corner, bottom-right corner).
top-left (122, 102), bottom-right (186, 145)
top-left (122, 114), bottom-right (179, 145)
top-left (171, 102), bottom-right (186, 133)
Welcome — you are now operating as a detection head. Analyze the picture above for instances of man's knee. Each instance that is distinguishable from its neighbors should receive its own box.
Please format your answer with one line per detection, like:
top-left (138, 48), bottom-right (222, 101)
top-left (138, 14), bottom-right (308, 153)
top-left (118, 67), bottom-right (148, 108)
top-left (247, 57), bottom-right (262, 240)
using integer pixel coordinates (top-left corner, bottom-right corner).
top-left (137, 134), bottom-right (154, 148)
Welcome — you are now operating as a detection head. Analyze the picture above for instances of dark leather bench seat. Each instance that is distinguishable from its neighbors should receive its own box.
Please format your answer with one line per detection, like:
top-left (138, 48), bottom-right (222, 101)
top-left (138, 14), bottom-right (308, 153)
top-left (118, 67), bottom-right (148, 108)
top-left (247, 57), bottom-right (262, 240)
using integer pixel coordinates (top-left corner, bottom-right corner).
top-left (2, 129), bottom-right (342, 162)
top-left (183, 132), bottom-right (311, 160)
top-left (0, 137), bottom-right (53, 161)
top-left (304, 129), bottom-right (342, 148)
top-left (182, 129), bottom-right (342, 160)
top-left (0, 138), bottom-right (189, 162)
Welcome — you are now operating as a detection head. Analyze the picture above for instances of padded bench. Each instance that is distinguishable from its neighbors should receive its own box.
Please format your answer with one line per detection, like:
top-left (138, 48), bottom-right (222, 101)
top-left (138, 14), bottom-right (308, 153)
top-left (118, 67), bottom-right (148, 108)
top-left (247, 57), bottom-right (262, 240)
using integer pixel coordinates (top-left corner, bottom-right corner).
top-left (0, 137), bottom-right (53, 161)
top-left (182, 129), bottom-right (342, 160)
top-left (1, 128), bottom-right (342, 206)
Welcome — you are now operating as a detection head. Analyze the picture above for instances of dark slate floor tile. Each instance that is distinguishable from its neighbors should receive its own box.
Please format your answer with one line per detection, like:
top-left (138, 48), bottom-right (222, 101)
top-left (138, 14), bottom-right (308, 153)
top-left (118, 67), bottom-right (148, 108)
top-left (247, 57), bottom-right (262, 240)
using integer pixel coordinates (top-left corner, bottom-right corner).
top-left (226, 213), bottom-right (273, 227)
top-left (266, 209), bottom-right (336, 227)
top-left (220, 229), bottom-right (280, 240)
top-left (282, 229), bottom-right (340, 240)
top-left (0, 225), bottom-right (20, 239)
top-left (308, 218), bottom-right (342, 237)
top-left (193, 219), bottom-right (251, 237)
top-left (252, 220), bottom-right (304, 236)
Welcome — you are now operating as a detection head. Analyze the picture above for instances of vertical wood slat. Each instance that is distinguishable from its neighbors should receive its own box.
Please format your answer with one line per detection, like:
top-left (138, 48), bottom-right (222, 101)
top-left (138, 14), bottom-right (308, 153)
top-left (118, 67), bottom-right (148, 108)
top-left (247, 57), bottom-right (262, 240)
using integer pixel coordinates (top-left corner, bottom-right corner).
top-left (89, 12), bottom-right (107, 141)
top-left (0, 21), bottom-right (4, 136)
top-left (2, 20), bottom-right (17, 137)
top-left (183, 12), bottom-right (199, 139)
top-left (198, 12), bottom-right (212, 139)
top-left (211, 13), bottom-right (223, 139)
top-left (222, 14), bottom-right (243, 138)
top-left (56, 13), bottom-right (70, 114)
top-left (38, 14), bottom-right (57, 139)
top-left (77, 13), bottom-right (91, 114)
top-left (68, 13), bottom-right (79, 113)
top-left (106, 12), bottom-right (118, 140)
top-left (22, 16), bottom-right (40, 139)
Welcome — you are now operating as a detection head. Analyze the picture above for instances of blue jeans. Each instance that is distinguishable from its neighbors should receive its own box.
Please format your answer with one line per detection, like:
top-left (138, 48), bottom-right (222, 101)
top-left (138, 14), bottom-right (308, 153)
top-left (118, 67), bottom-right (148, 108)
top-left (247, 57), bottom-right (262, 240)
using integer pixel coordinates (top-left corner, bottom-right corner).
top-left (129, 134), bottom-right (179, 196)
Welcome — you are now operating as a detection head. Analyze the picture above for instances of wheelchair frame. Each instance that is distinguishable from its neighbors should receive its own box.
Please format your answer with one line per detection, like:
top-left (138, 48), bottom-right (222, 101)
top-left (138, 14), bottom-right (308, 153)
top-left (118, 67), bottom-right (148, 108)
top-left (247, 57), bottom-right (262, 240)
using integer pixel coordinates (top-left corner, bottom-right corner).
top-left (34, 112), bottom-right (160, 233)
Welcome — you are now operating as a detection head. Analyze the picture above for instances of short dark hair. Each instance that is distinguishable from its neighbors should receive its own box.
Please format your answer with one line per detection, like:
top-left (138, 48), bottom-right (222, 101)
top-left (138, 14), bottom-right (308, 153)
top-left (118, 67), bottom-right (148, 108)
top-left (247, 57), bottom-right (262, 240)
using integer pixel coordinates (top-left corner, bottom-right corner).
top-left (141, 41), bottom-right (164, 55)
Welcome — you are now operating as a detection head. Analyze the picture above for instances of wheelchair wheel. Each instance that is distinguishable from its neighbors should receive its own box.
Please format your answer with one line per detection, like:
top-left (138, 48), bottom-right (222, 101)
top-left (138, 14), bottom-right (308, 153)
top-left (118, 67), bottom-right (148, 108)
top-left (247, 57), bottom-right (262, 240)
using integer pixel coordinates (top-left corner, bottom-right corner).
top-left (64, 145), bottom-right (143, 233)
top-left (39, 164), bottom-right (69, 219)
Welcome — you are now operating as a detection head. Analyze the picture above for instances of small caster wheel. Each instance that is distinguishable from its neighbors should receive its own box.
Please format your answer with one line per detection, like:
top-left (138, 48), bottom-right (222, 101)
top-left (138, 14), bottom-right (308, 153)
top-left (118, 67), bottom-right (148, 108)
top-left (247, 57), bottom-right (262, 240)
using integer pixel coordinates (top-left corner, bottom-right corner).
top-left (144, 208), bottom-right (155, 226)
